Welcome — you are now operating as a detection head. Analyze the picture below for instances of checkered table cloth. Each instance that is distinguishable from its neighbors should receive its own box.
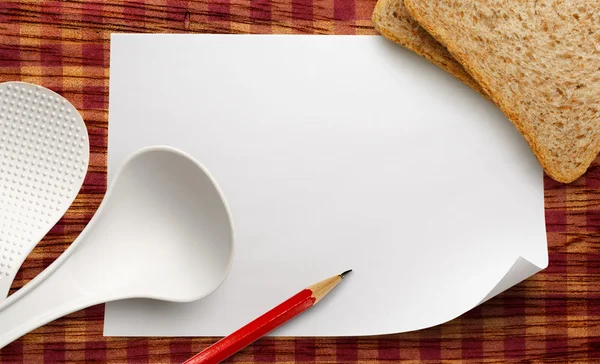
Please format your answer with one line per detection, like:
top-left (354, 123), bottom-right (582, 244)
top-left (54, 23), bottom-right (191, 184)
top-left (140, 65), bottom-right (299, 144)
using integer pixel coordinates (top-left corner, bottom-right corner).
top-left (0, 1), bottom-right (599, 362)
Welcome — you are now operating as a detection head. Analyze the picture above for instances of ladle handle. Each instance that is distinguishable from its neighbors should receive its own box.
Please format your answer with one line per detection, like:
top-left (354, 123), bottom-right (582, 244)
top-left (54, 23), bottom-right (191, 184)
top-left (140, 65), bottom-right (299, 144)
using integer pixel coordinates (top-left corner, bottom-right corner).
top-left (0, 258), bottom-right (103, 349)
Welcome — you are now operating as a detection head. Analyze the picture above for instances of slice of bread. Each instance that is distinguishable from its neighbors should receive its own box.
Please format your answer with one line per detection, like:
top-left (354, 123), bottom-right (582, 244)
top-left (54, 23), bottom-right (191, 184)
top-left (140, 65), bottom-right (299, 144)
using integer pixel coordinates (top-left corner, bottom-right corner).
top-left (405, 0), bottom-right (600, 183)
top-left (372, 0), bottom-right (487, 97)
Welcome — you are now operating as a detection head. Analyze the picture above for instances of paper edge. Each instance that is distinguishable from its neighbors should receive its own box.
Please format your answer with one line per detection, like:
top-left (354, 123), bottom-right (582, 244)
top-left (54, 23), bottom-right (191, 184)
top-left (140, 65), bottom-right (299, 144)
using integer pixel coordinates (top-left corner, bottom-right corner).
top-left (103, 254), bottom-right (549, 337)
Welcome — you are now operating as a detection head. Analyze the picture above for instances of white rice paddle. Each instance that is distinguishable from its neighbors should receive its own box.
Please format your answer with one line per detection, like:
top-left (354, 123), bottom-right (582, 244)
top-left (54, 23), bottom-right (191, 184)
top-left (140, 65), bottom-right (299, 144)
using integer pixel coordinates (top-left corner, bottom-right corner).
top-left (0, 81), bottom-right (89, 300)
top-left (0, 146), bottom-right (235, 349)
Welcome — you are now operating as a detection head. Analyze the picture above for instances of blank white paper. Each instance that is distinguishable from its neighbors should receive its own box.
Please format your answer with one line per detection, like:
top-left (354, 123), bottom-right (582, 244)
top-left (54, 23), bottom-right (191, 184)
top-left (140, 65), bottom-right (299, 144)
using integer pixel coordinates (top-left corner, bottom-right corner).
top-left (104, 34), bottom-right (548, 337)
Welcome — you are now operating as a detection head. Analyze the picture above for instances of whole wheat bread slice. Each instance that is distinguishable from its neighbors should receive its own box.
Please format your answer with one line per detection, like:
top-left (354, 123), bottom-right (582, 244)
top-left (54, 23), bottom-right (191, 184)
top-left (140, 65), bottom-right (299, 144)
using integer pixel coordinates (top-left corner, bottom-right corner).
top-left (372, 0), bottom-right (487, 97)
top-left (405, 0), bottom-right (600, 183)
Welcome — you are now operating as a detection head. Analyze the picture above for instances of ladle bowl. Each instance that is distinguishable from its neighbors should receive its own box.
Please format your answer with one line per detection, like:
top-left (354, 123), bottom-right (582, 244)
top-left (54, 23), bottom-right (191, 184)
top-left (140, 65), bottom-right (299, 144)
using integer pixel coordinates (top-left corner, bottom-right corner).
top-left (0, 146), bottom-right (235, 349)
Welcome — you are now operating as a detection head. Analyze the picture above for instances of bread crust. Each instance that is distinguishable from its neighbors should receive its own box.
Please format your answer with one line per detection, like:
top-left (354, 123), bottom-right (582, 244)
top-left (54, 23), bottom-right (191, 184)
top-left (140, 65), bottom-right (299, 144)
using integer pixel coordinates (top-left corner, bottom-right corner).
top-left (372, 0), bottom-right (487, 97)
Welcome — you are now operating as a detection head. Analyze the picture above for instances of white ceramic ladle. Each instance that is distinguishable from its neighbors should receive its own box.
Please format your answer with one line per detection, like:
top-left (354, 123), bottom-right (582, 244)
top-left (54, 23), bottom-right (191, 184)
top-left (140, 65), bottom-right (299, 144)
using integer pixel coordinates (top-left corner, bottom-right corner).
top-left (0, 146), bottom-right (235, 349)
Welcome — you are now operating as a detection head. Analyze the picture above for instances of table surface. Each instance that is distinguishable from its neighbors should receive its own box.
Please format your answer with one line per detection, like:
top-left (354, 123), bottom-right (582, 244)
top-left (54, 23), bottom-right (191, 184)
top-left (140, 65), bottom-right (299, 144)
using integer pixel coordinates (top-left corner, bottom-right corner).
top-left (0, 1), bottom-right (599, 363)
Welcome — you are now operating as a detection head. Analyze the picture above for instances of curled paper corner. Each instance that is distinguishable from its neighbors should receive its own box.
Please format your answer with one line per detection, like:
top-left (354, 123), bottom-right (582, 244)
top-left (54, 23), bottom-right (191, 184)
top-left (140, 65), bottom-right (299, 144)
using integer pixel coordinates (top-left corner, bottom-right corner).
top-left (478, 254), bottom-right (549, 305)
top-left (414, 253), bottom-right (549, 334)
top-left (416, 253), bottom-right (549, 335)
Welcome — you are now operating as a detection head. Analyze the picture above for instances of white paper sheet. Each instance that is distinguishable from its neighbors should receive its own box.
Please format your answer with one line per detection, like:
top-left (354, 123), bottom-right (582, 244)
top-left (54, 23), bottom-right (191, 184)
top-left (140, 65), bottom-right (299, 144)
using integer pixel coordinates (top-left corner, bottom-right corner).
top-left (104, 34), bottom-right (548, 337)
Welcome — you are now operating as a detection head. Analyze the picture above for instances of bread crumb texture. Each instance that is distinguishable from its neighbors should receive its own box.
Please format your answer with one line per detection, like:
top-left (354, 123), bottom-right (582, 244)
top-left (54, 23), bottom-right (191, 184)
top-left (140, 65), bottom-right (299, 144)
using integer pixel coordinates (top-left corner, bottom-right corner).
top-left (405, 0), bottom-right (600, 183)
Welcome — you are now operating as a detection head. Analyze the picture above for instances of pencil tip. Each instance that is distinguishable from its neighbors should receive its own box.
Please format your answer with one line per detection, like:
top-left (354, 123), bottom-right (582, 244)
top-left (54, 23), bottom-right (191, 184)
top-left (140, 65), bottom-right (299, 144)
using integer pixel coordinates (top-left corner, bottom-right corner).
top-left (340, 269), bottom-right (352, 279)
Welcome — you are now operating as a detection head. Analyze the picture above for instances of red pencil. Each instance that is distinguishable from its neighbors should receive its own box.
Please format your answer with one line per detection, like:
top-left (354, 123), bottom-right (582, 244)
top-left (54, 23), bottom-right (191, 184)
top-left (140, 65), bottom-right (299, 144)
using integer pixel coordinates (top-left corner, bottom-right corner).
top-left (184, 270), bottom-right (352, 364)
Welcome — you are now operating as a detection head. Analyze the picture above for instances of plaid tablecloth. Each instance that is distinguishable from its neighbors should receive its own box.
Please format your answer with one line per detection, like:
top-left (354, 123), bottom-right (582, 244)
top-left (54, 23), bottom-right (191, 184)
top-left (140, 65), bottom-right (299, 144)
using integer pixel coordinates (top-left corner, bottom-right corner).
top-left (0, 1), bottom-right (599, 362)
